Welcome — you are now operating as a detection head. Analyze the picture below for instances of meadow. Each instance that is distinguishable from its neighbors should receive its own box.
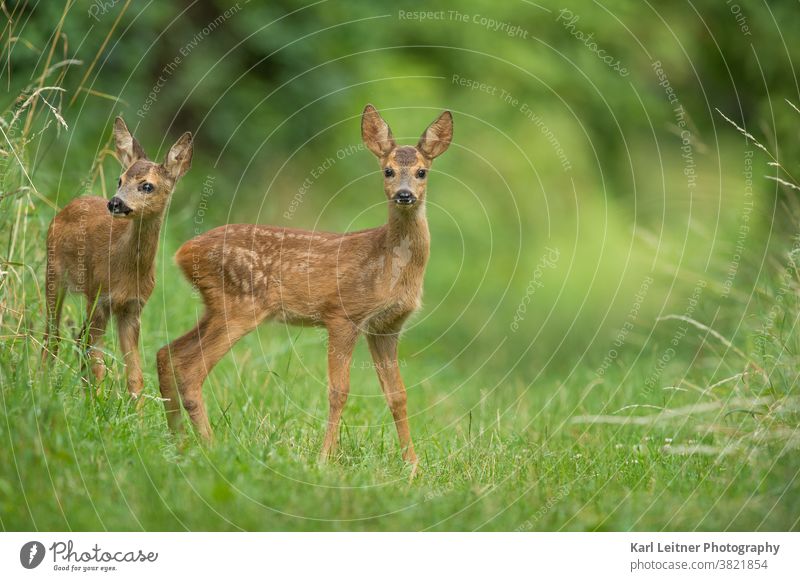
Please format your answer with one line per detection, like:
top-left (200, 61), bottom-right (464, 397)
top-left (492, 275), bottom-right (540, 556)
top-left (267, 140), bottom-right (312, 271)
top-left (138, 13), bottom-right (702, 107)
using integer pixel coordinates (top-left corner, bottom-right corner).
top-left (1, 0), bottom-right (799, 531)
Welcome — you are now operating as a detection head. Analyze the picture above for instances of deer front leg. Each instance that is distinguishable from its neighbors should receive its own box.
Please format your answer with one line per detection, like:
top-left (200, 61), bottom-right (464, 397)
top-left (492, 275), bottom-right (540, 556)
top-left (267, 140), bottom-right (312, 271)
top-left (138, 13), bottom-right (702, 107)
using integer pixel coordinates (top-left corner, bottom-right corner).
top-left (81, 301), bottom-right (110, 383)
top-left (367, 332), bottom-right (417, 466)
top-left (320, 321), bottom-right (359, 461)
top-left (116, 302), bottom-right (144, 401)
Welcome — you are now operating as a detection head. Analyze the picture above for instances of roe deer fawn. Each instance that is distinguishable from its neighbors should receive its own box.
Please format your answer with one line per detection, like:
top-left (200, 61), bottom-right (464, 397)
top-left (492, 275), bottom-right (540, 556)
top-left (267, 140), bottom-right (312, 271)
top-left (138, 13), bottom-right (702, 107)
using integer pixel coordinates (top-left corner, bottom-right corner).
top-left (157, 105), bottom-right (453, 466)
top-left (44, 117), bottom-right (193, 398)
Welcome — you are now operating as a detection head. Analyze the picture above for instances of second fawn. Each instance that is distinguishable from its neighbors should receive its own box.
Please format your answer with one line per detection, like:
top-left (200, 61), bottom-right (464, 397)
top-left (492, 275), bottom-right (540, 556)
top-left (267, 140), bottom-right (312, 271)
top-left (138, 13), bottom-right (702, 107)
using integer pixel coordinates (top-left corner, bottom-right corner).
top-left (157, 105), bottom-right (453, 466)
top-left (44, 117), bottom-right (193, 398)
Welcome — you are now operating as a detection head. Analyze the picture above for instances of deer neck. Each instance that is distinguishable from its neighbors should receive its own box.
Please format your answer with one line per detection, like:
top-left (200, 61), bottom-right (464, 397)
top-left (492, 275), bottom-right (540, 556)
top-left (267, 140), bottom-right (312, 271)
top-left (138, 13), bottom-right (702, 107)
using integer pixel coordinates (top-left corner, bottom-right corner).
top-left (120, 213), bottom-right (163, 273)
top-left (385, 203), bottom-right (430, 280)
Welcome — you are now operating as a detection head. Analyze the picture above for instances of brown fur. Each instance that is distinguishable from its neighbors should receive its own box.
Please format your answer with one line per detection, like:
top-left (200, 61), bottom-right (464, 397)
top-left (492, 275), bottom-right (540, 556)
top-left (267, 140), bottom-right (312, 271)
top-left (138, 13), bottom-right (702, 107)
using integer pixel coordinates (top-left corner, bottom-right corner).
top-left (43, 117), bottom-right (192, 398)
top-left (157, 105), bottom-right (453, 468)
top-left (393, 146), bottom-right (418, 165)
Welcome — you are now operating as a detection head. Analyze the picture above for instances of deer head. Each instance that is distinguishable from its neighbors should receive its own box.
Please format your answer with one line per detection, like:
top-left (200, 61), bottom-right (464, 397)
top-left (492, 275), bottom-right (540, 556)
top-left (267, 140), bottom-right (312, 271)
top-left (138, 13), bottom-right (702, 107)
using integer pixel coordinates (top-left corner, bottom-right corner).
top-left (107, 116), bottom-right (193, 219)
top-left (361, 104), bottom-right (453, 209)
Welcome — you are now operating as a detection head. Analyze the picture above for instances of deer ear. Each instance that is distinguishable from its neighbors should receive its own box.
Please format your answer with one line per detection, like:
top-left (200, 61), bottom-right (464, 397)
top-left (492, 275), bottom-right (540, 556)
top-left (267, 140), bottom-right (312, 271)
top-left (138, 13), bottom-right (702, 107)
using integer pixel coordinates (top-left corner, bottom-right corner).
top-left (361, 104), bottom-right (395, 157)
top-left (164, 131), bottom-right (193, 181)
top-left (113, 117), bottom-right (147, 168)
top-left (417, 111), bottom-right (453, 160)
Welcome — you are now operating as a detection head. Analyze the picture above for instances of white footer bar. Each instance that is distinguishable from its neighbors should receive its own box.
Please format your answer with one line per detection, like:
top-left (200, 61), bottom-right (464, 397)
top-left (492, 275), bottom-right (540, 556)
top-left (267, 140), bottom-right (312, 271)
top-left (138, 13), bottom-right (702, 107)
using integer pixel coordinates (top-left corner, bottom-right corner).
top-left (1, 532), bottom-right (797, 580)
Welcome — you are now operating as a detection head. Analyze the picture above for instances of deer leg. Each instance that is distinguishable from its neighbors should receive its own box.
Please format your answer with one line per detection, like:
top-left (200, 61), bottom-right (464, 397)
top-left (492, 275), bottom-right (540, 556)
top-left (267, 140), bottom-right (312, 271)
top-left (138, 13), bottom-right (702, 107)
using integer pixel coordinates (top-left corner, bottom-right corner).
top-left (42, 264), bottom-right (65, 361)
top-left (156, 339), bottom-right (184, 435)
top-left (116, 303), bottom-right (144, 401)
top-left (320, 321), bottom-right (359, 461)
top-left (157, 309), bottom-right (259, 442)
top-left (367, 332), bottom-right (417, 465)
top-left (81, 301), bottom-right (110, 383)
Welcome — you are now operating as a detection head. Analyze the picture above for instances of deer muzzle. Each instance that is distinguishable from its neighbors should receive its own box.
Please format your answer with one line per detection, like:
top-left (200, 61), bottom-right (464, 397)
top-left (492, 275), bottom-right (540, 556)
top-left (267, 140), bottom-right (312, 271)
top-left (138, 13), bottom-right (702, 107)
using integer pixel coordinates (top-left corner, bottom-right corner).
top-left (107, 196), bottom-right (132, 216)
top-left (393, 189), bottom-right (416, 205)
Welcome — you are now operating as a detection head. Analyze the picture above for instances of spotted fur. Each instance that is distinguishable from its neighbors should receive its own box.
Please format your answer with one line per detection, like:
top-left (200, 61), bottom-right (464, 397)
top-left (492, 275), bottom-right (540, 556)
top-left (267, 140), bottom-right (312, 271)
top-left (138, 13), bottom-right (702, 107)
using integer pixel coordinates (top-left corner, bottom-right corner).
top-left (157, 105), bottom-right (453, 469)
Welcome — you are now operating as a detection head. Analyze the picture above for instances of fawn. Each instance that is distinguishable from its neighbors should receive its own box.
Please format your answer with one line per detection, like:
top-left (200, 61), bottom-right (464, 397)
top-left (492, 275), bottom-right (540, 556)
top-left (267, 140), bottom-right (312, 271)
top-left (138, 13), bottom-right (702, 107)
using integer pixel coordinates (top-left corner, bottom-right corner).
top-left (157, 105), bottom-right (453, 466)
top-left (44, 117), bottom-right (193, 398)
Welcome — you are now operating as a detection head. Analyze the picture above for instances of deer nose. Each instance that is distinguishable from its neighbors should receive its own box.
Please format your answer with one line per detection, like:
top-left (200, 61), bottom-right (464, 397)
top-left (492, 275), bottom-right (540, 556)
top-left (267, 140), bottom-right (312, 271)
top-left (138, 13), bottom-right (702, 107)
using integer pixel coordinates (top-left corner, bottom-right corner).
top-left (393, 190), bottom-right (416, 205)
top-left (107, 197), bottom-right (131, 215)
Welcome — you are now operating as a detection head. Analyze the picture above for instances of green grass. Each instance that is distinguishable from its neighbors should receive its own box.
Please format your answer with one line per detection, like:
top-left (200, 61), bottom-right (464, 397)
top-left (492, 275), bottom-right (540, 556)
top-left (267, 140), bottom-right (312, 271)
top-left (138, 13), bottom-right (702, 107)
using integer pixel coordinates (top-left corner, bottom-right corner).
top-left (1, 241), bottom-right (799, 530)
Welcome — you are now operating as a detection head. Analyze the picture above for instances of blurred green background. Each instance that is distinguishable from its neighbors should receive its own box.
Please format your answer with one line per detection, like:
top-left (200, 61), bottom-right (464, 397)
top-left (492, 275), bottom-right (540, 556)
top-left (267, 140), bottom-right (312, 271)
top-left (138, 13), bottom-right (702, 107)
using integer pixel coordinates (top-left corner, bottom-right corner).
top-left (6, 0), bottom-right (799, 373)
top-left (1, 0), bottom-right (799, 530)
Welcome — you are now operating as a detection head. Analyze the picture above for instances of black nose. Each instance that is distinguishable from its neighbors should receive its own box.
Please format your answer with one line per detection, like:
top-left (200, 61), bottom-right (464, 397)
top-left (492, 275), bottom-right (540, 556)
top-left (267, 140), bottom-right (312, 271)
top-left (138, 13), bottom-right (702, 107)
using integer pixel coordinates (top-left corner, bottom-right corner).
top-left (107, 197), bottom-right (131, 215)
top-left (394, 190), bottom-right (416, 205)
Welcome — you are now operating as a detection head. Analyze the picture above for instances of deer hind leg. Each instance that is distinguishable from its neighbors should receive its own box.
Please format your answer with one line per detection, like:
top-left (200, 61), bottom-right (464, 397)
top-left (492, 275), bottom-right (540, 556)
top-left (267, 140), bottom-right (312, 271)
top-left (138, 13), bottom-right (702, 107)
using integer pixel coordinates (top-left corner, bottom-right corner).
top-left (81, 299), bottom-right (111, 384)
top-left (320, 320), bottom-right (359, 461)
top-left (116, 301), bottom-right (144, 401)
top-left (156, 338), bottom-right (184, 435)
top-left (366, 332), bottom-right (417, 466)
top-left (157, 307), bottom-right (261, 442)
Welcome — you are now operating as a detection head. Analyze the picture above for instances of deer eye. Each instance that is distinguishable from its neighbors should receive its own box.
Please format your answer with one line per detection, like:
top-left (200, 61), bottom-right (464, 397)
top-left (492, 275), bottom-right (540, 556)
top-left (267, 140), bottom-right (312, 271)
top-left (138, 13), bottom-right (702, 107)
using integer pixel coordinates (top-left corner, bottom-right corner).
top-left (141, 182), bottom-right (154, 193)
top-left (117, 178), bottom-right (122, 188)
top-left (384, 168), bottom-right (395, 178)
top-left (416, 169), bottom-right (427, 179)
